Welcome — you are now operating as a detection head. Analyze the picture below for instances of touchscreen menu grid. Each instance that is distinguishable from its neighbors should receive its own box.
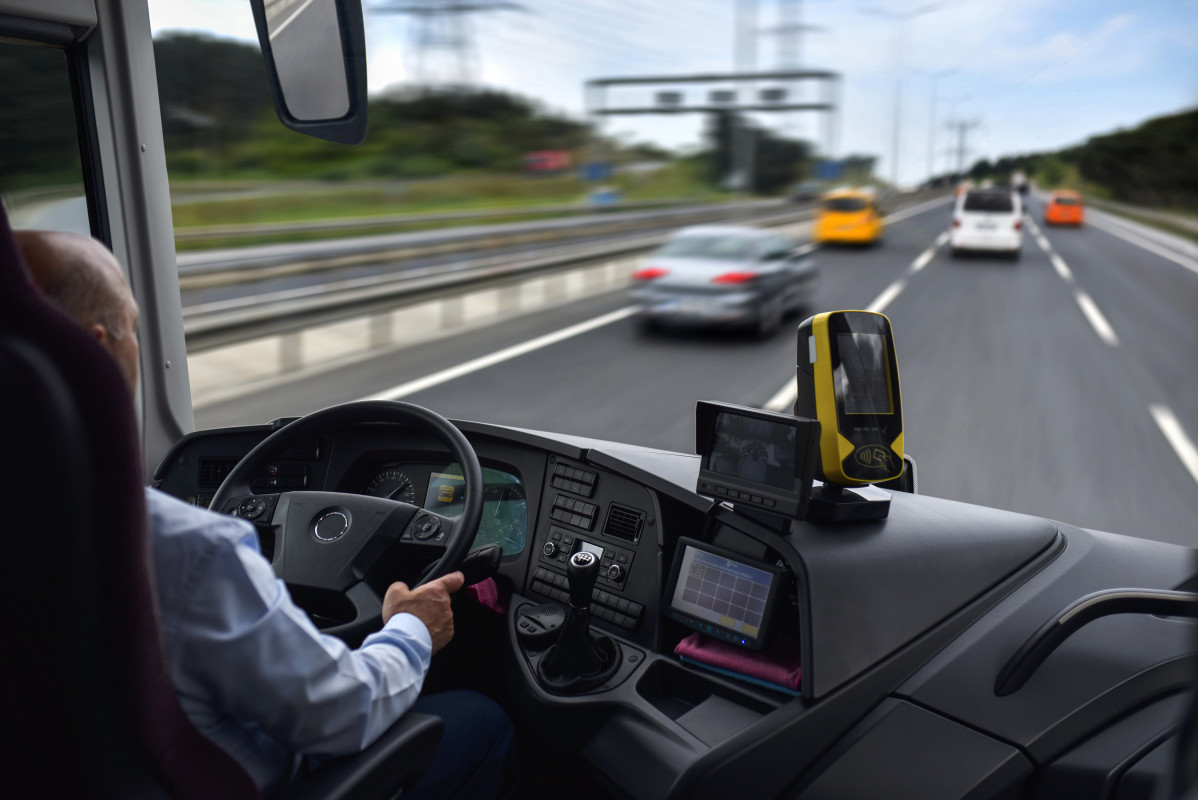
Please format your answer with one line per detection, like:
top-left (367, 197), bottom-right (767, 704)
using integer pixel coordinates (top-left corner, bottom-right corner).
top-left (673, 547), bottom-right (771, 637)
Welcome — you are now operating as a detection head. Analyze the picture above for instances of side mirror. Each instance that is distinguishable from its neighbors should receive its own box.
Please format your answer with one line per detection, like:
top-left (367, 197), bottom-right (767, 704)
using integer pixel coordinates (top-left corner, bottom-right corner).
top-left (248, 0), bottom-right (368, 145)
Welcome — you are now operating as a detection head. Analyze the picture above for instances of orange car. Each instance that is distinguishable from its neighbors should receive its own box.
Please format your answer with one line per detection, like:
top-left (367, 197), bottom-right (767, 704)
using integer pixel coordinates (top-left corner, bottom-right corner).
top-left (1045, 190), bottom-right (1085, 226)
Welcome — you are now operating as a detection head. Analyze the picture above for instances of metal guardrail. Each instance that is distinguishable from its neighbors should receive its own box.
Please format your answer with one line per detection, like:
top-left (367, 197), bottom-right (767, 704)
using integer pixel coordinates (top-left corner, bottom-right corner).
top-left (176, 198), bottom-right (788, 286)
top-left (182, 190), bottom-right (948, 354)
top-left (182, 204), bottom-right (817, 352)
top-left (173, 196), bottom-right (727, 243)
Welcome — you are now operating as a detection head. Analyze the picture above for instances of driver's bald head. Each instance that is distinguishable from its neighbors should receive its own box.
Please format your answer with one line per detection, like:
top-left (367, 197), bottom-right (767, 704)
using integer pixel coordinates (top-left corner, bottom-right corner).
top-left (16, 230), bottom-right (141, 394)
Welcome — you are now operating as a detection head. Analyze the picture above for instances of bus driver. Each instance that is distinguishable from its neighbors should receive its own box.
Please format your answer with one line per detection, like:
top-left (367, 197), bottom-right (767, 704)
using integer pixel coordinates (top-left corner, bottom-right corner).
top-left (14, 229), bottom-right (518, 799)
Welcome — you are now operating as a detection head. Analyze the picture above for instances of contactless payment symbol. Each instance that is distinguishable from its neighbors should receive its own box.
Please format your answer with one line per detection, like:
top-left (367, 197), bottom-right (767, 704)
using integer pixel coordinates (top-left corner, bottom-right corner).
top-left (853, 445), bottom-right (895, 473)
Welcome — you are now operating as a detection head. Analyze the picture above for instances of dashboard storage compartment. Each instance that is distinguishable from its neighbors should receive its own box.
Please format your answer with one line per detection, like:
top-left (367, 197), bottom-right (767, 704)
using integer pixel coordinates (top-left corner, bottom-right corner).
top-left (637, 660), bottom-right (780, 748)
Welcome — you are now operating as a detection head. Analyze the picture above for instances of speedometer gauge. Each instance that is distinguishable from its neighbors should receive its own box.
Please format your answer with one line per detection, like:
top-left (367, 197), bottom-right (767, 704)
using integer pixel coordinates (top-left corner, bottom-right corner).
top-left (362, 469), bottom-right (416, 503)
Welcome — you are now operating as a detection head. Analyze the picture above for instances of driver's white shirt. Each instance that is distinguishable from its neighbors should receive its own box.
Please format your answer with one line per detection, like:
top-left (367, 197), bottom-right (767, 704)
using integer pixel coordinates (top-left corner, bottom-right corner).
top-left (145, 488), bottom-right (433, 794)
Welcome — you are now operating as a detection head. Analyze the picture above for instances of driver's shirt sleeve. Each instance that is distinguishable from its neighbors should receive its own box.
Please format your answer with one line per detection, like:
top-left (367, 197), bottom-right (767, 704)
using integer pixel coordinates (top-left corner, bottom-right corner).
top-left (145, 488), bottom-right (433, 794)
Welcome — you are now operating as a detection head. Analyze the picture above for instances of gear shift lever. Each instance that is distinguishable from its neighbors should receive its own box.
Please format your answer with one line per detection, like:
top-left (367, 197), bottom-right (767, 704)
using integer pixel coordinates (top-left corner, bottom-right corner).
top-left (568, 549), bottom-right (600, 609)
top-left (538, 550), bottom-right (620, 692)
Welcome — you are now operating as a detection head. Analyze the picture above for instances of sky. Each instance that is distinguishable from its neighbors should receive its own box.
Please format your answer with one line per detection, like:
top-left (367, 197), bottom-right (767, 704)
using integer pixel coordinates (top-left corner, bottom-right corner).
top-left (150, 0), bottom-right (1198, 186)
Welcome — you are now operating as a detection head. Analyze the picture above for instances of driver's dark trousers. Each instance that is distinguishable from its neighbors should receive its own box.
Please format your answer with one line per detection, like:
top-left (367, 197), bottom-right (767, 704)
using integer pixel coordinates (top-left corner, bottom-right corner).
top-left (404, 689), bottom-right (519, 799)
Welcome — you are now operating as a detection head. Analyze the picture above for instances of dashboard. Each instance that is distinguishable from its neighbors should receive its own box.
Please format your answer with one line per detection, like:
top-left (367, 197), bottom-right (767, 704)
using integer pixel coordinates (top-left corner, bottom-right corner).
top-left (345, 460), bottom-right (528, 556)
top-left (153, 415), bottom-right (1197, 800)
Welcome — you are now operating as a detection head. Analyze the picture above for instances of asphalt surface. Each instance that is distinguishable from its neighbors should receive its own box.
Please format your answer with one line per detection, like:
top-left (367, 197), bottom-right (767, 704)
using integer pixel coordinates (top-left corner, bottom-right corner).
top-left (196, 195), bottom-right (1198, 546)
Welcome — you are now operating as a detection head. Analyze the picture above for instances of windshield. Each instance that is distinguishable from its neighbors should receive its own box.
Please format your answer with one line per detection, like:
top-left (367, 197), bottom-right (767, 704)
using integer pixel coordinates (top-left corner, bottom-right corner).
top-left (823, 197), bottom-right (868, 212)
top-left (962, 192), bottom-right (1015, 213)
top-left (656, 235), bottom-right (757, 261)
top-left (1053, 196), bottom-right (1080, 206)
top-left (115, 1), bottom-right (1198, 543)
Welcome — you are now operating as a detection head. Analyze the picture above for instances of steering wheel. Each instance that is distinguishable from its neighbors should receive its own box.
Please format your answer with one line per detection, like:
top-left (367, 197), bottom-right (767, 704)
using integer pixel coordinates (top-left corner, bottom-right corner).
top-left (210, 400), bottom-right (484, 644)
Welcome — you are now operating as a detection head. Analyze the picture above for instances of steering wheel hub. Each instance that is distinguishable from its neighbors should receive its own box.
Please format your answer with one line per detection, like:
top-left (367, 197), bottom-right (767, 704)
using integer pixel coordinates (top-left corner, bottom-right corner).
top-left (314, 510), bottom-right (350, 542)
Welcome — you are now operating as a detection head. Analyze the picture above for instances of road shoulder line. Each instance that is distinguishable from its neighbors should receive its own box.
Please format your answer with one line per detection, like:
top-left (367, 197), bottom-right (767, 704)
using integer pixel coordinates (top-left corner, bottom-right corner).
top-left (1087, 212), bottom-right (1198, 277)
top-left (360, 306), bottom-right (638, 402)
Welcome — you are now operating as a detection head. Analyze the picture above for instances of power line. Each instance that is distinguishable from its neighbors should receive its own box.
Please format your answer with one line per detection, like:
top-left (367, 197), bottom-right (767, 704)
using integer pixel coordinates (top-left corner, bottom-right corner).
top-left (370, 0), bottom-right (526, 87)
top-left (944, 117), bottom-right (981, 175)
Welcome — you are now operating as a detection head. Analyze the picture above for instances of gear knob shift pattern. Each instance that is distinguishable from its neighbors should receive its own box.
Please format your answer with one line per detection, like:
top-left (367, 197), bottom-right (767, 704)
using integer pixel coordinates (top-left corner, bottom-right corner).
top-left (567, 550), bottom-right (600, 609)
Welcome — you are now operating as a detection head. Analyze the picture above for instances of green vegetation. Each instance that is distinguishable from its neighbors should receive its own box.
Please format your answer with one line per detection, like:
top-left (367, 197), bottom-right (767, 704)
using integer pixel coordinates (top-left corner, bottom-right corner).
top-left (0, 41), bottom-right (88, 195)
top-left (155, 32), bottom-right (593, 182)
top-left (171, 160), bottom-right (726, 250)
top-left (966, 108), bottom-right (1198, 211)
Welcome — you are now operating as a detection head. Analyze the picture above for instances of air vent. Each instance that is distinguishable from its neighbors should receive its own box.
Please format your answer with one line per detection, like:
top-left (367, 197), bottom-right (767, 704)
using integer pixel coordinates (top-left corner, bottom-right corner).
top-left (603, 504), bottom-right (645, 543)
top-left (198, 457), bottom-right (239, 488)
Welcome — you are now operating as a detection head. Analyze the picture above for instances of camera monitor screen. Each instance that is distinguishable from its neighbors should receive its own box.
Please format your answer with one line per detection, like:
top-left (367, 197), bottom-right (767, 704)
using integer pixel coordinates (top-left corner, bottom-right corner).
top-left (696, 401), bottom-right (819, 518)
top-left (664, 538), bottom-right (784, 650)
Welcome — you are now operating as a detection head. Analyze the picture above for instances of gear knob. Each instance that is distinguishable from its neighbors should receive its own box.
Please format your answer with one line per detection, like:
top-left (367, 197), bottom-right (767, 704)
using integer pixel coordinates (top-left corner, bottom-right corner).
top-left (567, 550), bottom-right (600, 609)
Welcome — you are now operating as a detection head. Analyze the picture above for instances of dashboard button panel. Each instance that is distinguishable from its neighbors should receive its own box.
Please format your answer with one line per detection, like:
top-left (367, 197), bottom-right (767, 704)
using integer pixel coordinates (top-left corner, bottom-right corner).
top-left (551, 462), bottom-right (597, 498)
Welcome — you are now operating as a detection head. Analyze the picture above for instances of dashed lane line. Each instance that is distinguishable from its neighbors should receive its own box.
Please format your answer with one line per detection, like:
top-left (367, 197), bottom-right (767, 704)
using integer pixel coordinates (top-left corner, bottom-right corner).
top-left (911, 246), bottom-right (936, 273)
top-left (1150, 405), bottom-right (1198, 488)
top-left (765, 230), bottom-right (945, 412)
top-left (1031, 226), bottom-right (1118, 345)
top-left (1073, 290), bottom-right (1120, 346)
top-left (359, 306), bottom-right (638, 401)
top-left (1050, 254), bottom-right (1074, 282)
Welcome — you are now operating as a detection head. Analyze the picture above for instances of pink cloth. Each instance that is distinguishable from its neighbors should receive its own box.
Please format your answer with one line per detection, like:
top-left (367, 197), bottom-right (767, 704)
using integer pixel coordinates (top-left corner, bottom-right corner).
top-left (466, 577), bottom-right (508, 614)
top-left (674, 632), bottom-right (802, 691)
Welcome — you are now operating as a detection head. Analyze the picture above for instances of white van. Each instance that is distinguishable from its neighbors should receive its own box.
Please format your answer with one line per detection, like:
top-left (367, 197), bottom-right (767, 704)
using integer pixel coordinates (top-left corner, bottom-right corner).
top-left (950, 188), bottom-right (1024, 260)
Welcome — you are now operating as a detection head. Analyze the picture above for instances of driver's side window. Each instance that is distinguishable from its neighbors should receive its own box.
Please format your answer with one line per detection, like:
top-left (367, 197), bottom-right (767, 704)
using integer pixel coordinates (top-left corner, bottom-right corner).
top-left (0, 40), bottom-right (93, 237)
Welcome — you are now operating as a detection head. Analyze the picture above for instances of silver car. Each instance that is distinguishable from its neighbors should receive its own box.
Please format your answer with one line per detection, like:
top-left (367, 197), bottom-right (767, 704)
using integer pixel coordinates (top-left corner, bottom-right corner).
top-left (630, 226), bottom-right (818, 336)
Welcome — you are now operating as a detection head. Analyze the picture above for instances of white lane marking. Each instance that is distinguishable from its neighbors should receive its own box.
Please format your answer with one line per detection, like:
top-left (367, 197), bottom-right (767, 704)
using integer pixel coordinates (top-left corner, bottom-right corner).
top-left (936, 231), bottom-right (950, 247)
top-left (765, 378), bottom-right (797, 412)
top-left (1050, 254), bottom-right (1074, 282)
top-left (795, 242), bottom-right (819, 256)
top-left (911, 247), bottom-right (936, 273)
top-left (1029, 222), bottom-right (1074, 282)
top-left (270, 0), bottom-right (319, 40)
top-left (1087, 214), bottom-right (1198, 276)
top-left (1150, 405), bottom-right (1198, 487)
top-left (882, 195), bottom-right (955, 225)
top-left (360, 306), bottom-right (638, 401)
top-left (868, 279), bottom-right (907, 313)
top-left (1074, 290), bottom-right (1119, 346)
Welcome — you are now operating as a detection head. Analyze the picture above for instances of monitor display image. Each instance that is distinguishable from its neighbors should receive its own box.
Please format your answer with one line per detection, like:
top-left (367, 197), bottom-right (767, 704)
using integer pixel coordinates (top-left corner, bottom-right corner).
top-left (706, 411), bottom-right (798, 491)
top-left (670, 544), bottom-right (774, 639)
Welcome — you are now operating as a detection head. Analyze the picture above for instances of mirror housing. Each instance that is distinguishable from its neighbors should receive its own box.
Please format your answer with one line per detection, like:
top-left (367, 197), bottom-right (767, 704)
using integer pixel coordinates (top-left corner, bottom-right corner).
top-left (248, 0), bottom-right (368, 145)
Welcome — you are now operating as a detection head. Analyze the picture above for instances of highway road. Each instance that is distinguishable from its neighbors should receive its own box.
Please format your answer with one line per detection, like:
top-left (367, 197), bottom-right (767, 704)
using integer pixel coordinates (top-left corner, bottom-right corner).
top-left (194, 194), bottom-right (1198, 547)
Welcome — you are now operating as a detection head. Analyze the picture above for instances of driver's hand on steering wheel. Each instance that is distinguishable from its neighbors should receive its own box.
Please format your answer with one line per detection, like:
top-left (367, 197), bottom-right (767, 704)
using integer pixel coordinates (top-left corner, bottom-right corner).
top-left (382, 572), bottom-right (465, 654)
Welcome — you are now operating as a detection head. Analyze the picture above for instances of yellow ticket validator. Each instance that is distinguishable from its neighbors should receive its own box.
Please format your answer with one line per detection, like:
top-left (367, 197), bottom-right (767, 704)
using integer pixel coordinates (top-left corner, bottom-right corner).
top-left (795, 310), bottom-right (904, 486)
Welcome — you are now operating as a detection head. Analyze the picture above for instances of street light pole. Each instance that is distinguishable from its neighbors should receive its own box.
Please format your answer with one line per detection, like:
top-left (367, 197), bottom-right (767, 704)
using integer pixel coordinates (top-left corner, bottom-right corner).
top-left (734, 0), bottom-right (759, 197)
top-left (927, 69), bottom-right (955, 182)
top-left (861, 3), bottom-right (943, 188)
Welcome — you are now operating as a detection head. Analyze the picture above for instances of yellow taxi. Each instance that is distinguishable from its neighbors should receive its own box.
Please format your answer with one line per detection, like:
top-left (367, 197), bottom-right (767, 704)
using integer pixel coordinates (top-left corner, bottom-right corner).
top-left (813, 188), bottom-right (884, 245)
